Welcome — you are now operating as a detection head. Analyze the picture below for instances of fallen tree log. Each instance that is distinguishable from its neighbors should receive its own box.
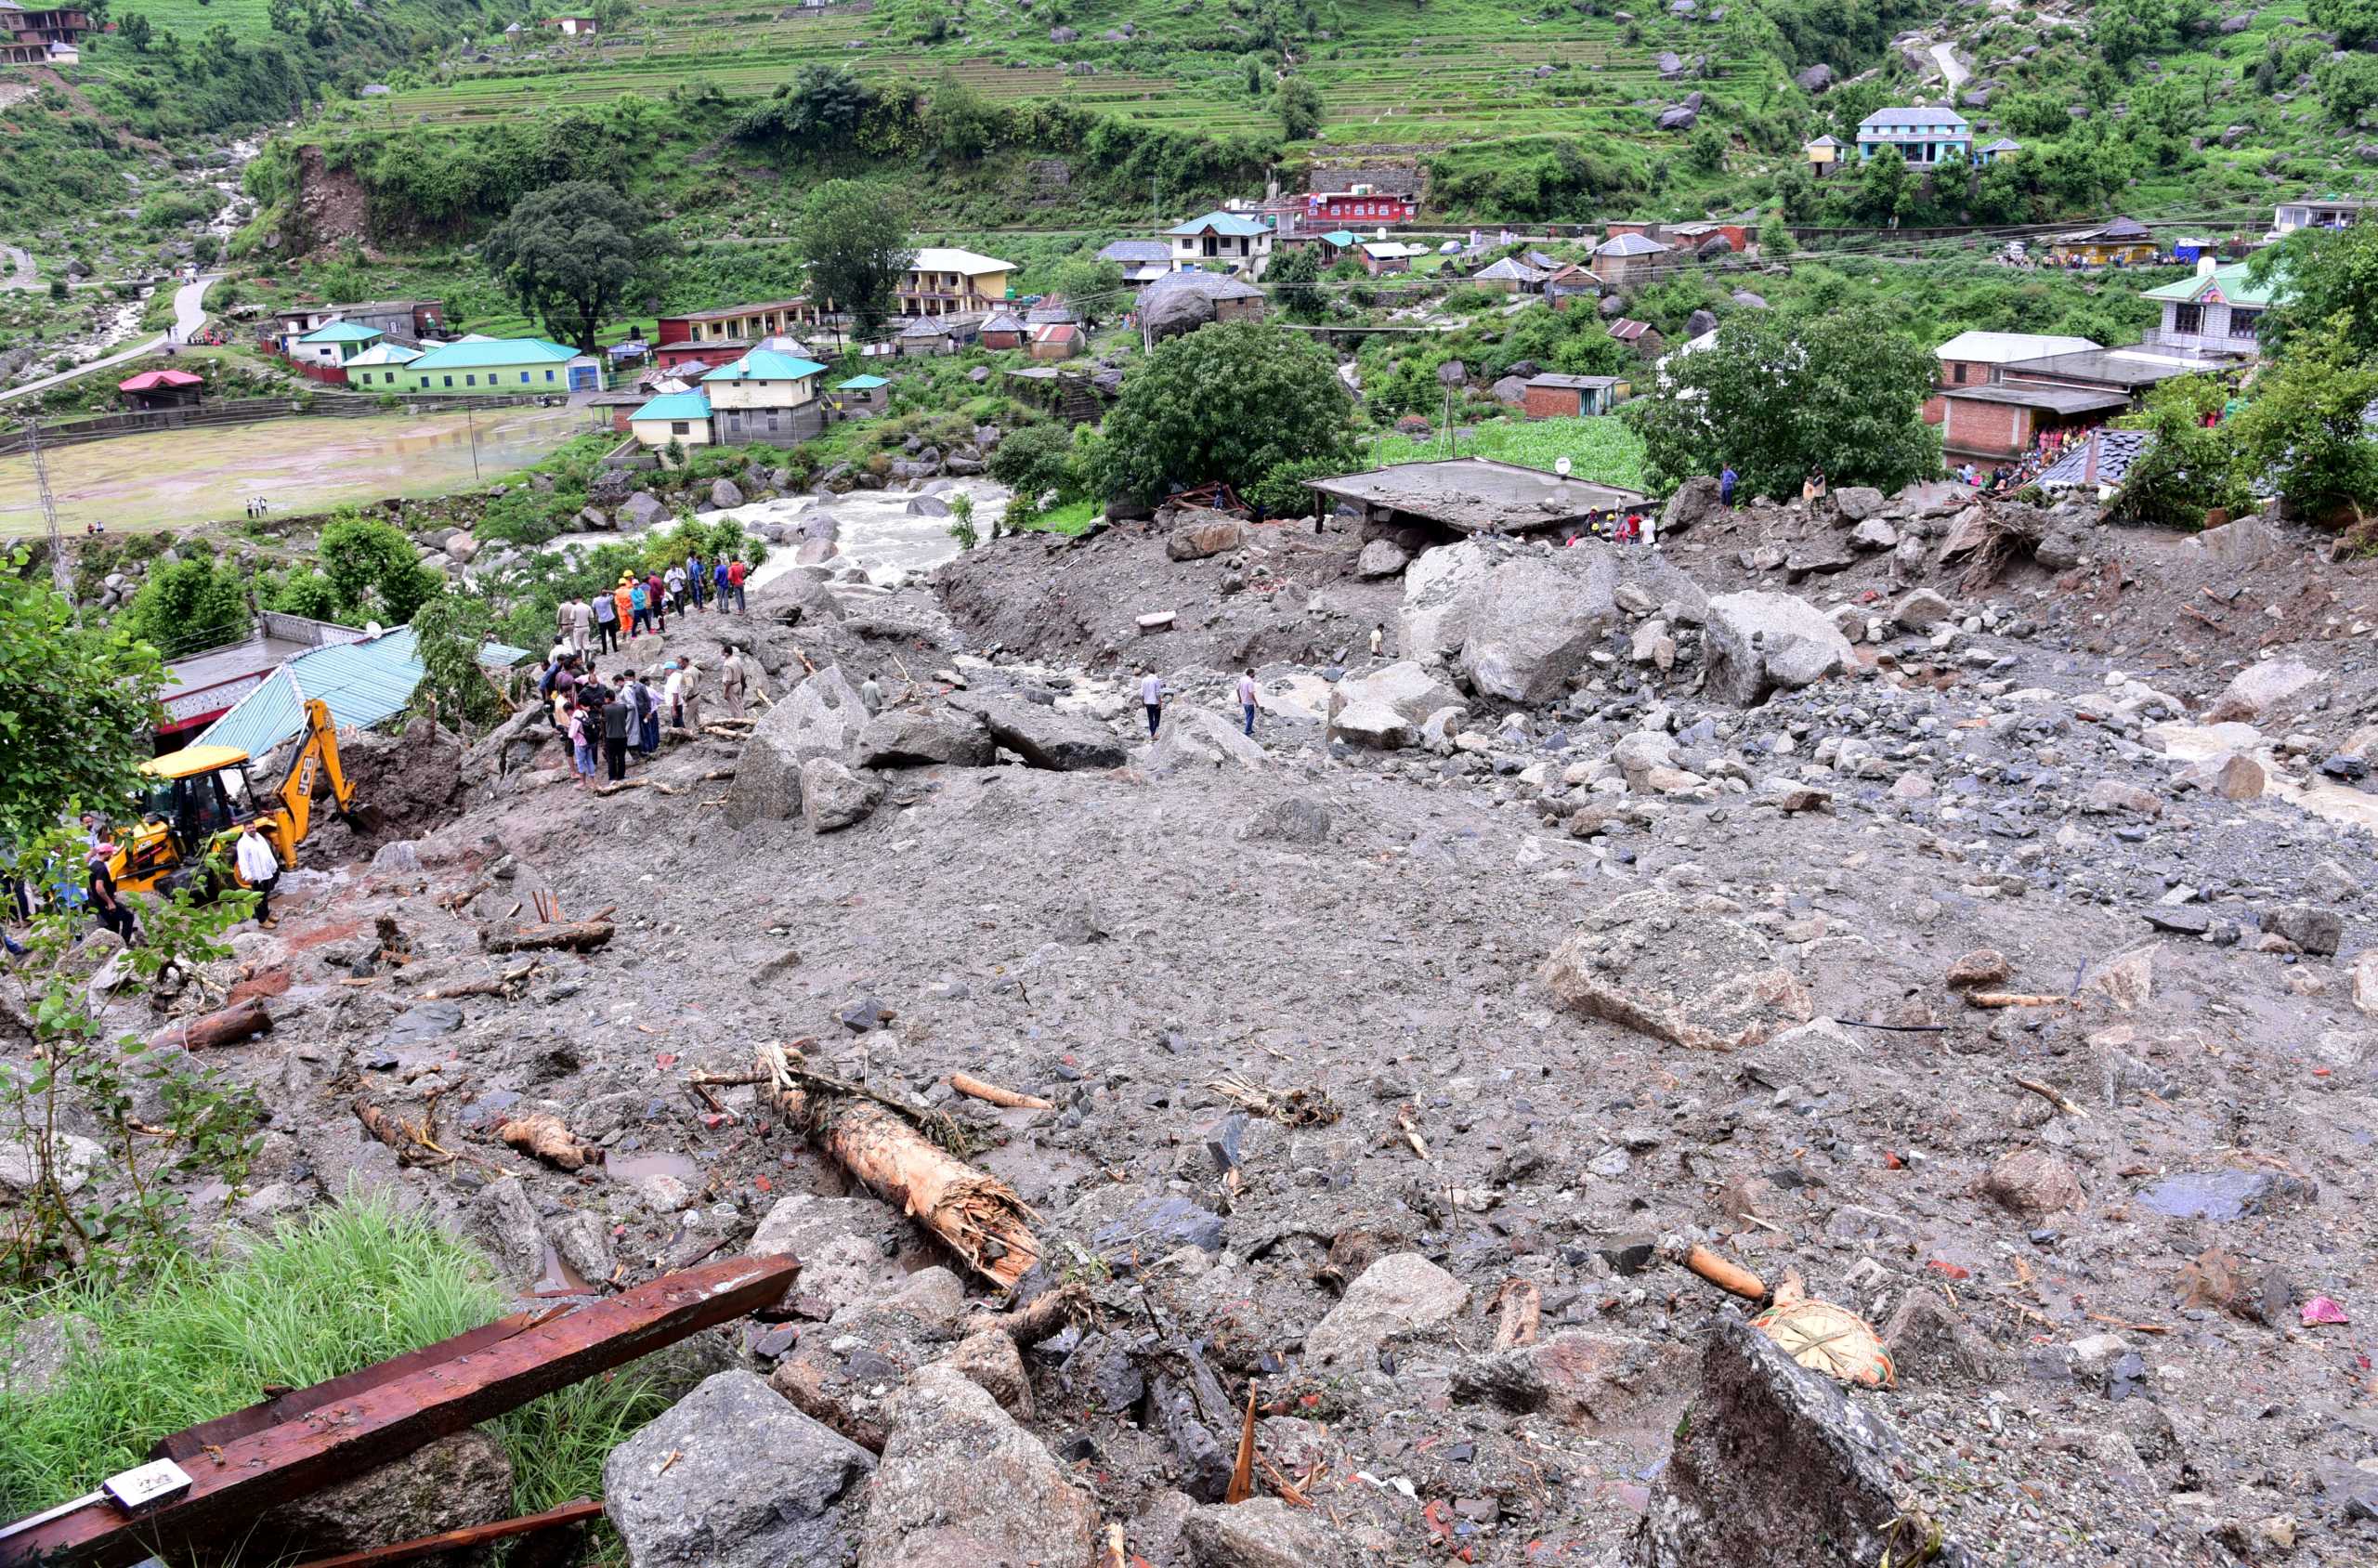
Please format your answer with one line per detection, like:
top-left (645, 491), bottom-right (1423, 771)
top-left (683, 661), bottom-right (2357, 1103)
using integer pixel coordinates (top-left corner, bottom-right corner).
top-left (482, 921), bottom-right (615, 955)
top-left (147, 997), bottom-right (272, 1052)
top-left (760, 1043), bottom-right (1039, 1290)
top-left (495, 1113), bottom-right (597, 1172)
top-left (418, 964), bottom-right (539, 1001)
top-left (949, 1072), bottom-right (1053, 1111)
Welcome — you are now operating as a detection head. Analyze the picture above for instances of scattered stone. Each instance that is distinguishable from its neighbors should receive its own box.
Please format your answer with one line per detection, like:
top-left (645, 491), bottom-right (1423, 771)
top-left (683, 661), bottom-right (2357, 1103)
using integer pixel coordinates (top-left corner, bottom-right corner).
top-left (954, 695), bottom-right (1129, 771)
top-left (800, 758), bottom-right (883, 832)
top-left (2205, 657), bottom-right (2321, 724)
top-left (2266, 903), bottom-right (2343, 957)
top-left (1182, 1496), bottom-right (1350, 1567)
top-left (1304, 1253), bottom-right (1469, 1373)
top-left (858, 1364), bottom-right (1098, 1568)
top-left (1944, 948), bottom-right (2009, 988)
top-left (1540, 889), bottom-right (1813, 1050)
top-left (1980, 1148), bottom-right (2085, 1217)
top-left (1703, 591), bottom-right (1854, 706)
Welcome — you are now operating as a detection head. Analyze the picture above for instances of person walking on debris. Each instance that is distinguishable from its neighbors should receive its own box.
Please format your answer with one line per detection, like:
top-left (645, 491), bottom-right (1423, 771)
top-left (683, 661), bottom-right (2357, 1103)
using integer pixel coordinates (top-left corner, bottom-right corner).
top-left (860, 675), bottom-right (882, 714)
top-left (677, 660), bottom-right (705, 733)
top-left (687, 552), bottom-right (709, 613)
top-left (725, 556), bottom-right (749, 613)
top-left (614, 577), bottom-right (637, 642)
top-left (666, 561), bottom-right (687, 618)
top-left (234, 818), bottom-right (280, 927)
top-left (646, 568), bottom-right (669, 634)
top-left (568, 595), bottom-right (593, 657)
top-left (86, 847), bottom-right (137, 945)
top-left (712, 557), bottom-right (732, 612)
top-left (1237, 669), bottom-right (1259, 737)
top-left (600, 685), bottom-right (632, 783)
top-left (591, 589), bottom-right (619, 655)
top-left (719, 649), bottom-right (748, 718)
top-left (1369, 622), bottom-right (1384, 660)
top-left (1802, 466), bottom-right (1827, 504)
top-left (627, 575), bottom-right (652, 640)
top-left (627, 670), bottom-right (660, 757)
top-left (1140, 668), bottom-right (1164, 738)
top-left (568, 699), bottom-right (596, 790)
top-left (1719, 464), bottom-right (1737, 508)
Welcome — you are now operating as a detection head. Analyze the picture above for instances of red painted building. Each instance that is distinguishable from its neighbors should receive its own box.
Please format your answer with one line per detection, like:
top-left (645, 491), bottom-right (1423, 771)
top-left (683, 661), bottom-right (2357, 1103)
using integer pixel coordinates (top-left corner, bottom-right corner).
top-left (1306, 189), bottom-right (1418, 226)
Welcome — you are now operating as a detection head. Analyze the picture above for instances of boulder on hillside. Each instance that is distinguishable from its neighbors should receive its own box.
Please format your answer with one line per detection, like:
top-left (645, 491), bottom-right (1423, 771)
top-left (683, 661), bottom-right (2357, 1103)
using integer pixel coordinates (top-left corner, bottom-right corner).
top-left (1660, 475), bottom-right (1727, 535)
top-left (722, 667), bottom-right (870, 826)
top-left (1657, 104), bottom-right (1698, 130)
top-left (1704, 591), bottom-right (1854, 706)
top-left (857, 1364), bottom-right (1098, 1568)
top-left (1357, 538), bottom-right (1411, 578)
top-left (954, 695), bottom-right (1129, 771)
top-left (1333, 699), bottom-right (1420, 750)
top-left (621, 492), bottom-right (669, 530)
top-left (800, 758), bottom-right (883, 832)
top-left (1167, 511), bottom-right (1248, 561)
top-left (606, 1371), bottom-right (874, 1568)
top-left (2205, 657), bottom-right (2321, 724)
top-left (1796, 62), bottom-right (1833, 91)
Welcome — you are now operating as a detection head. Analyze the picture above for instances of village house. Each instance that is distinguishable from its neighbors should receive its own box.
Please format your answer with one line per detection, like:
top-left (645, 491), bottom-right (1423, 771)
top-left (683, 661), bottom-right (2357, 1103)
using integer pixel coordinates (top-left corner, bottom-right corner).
top-left (1607, 318), bottom-right (1664, 359)
top-left (1803, 134), bottom-right (1844, 176)
top-left (1665, 221), bottom-right (1753, 257)
top-left (1098, 240), bottom-right (1173, 284)
top-left (1169, 211), bottom-right (1274, 278)
top-left (702, 346), bottom-right (828, 443)
top-left (1470, 256), bottom-right (1548, 294)
top-left (1936, 382), bottom-right (2131, 463)
top-left (830, 373), bottom-right (888, 419)
top-left (540, 14), bottom-right (597, 33)
top-left (397, 336), bottom-right (605, 394)
top-left (1590, 232), bottom-right (1672, 288)
top-left (1856, 107), bottom-right (1973, 164)
top-left (1544, 263), bottom-right (1600, 311)
top-left (585, 385), bottom-right (653, 435)
top-left (0, 2), bottom-right (91, 65)
top-left (1924, 331), bottom-right (2102, 424)
top-left (333, 299), bottom-right (445, 342)
top-left (292, 320), bottom-right (382, 379)
top-left (117, 369), bottom-right (203, 410)
top-left (1308, 229), bottom-right (1362, 264)
top-left (1603, 220), bottom-right (1662, 242)
top-left (656, 297), bottom-right (817, 351)
top-left (2047, 217), bottom-right (2157, 268)
top-left (1028, 320), bottom-right (1083, 360)
top-left (897, 315), bottom-right (982, 356)
top-left (1026, 296), bottom-right (1083, 329)
top-left (1521, 373), bottom-right (1628, 418)
top-left (1976, 137), bottom-right (2021, 164)
top-left (267, 306), bottom-right (341, 357)
top-left (627, 391), bottom-right (713, 459)
top-left (977, 311), bottom-right (1027, 350)
top-left (1360, 241), bottom-right (1431, 276)
top-left (2138, 255), bottom-right (2281, 357)
top-left (899, 248), bottom-right (1014, 317)
top-left (1305, 185), bottom-right (1418, 227)
top-left (2271, 196), bottom-right (2364, 235)
top-left (342, 341), bottom-right (425, 391)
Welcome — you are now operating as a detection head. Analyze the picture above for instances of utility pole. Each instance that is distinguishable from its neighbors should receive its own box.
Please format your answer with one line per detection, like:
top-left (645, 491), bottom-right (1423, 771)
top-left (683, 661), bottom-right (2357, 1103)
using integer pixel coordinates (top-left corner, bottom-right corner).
top-left (466, 400), bottom-right (481, 482)
top-left (25, 412), bottom-right (72, 613)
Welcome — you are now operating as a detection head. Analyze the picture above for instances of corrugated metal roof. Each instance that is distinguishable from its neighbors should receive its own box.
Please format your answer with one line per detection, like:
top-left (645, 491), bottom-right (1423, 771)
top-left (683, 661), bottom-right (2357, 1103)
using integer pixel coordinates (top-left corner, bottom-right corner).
top-left (1169, 211), bottom-right (1270, 238)
top-left (704, 348), bottom-right (827, 382)
top-left (196, 627), bottom-right (527, 759)
top-left (300, 321), bottom-right (382, 343)
top-left (1861, 107), bottom-right (1971, 130)
top-left (410, 337), bottom-right (583, 371)
top-left (837, 374), bottom-right (889, 389)
top-left (633, 391), bottom-right (712, 421)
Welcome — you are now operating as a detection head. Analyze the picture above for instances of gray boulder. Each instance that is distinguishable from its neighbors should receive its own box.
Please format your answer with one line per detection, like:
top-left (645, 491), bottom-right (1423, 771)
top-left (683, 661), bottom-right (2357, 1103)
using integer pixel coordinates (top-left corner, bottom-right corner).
top-left (1657, 104), bottom-right (1698, 130)
top-left (711, 477), bottom-right (744, 510)
top-left (606, 1371), bottom-right (875, 1568)
top-left (1183, 1496), bottom-right (1350, 1567)
top-left (955, 695), bottom-right (1129, 770)
top-left (1305, 1254), bottom-right (1469, 1373)
top-left (1333, 700), bottom-right (1420, 750)
top-left (1343, 660), bottom-right (1463, 722)
top-left (1832, 485), bottom-right (1886, 521)
top-left (856, 707), bottom-right (995, 767)
top-left (1704, 591), bottom-right (1854, 706)
top-left (723, 667), bottom-right (870, 825)
top-left (2206, 656), bottom-right (2321, 724)
top-left (905, 494), bottom-right (951, 517)
top-left (1398, 541), bottom-right (1502, 663)
top-left (621, 492), bottom-right (669, 530)
top-left (1458, 543), bottom-right (1707, 705)
top-left (1796, 62), bottom-right (1833, 92)
top-left (1148, 706), bottom-right (1267, 774)
top-left (1357, 538), bottom-right (1411, 578)
top-left (749, 1193), bottom-right (910, 1317)
top-left (858, 1364), bottom-right (1098, 1568)
top-left (800, 758), bottom-right (883, 832)
top-left (250, 1432), bottom-right (512, 1561)
top-left (1166, 512), bottom-right (1248, 561)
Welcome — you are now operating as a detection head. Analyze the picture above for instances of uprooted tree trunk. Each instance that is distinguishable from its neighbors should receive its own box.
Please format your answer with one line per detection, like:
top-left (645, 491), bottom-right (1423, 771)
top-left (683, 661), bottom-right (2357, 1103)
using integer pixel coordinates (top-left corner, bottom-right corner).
top-left (146, 996), bottom-right (273, 1052)
top-left (482, 920), bottom-right (615, 955)
top-left (759, 1043), bottom-right (1039, 1290)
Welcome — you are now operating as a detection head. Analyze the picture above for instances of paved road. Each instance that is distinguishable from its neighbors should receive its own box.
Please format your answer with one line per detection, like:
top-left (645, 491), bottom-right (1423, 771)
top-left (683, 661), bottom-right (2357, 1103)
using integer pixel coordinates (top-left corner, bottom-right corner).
top-left (1932, 41), bottom-right (1969, 89)
top-left (0, 272), bottom-right (217, 404)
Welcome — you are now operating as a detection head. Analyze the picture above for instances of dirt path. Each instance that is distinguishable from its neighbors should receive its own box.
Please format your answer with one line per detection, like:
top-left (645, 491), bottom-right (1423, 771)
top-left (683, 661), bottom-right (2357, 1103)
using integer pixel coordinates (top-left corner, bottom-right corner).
top-left (0, 272), bottom-right (218, 404)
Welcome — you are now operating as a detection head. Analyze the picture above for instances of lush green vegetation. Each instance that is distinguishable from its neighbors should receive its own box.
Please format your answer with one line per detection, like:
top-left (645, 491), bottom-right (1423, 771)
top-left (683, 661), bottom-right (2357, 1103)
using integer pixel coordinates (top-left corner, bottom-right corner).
top-left (0, 1198), bottom-right (668, 1522)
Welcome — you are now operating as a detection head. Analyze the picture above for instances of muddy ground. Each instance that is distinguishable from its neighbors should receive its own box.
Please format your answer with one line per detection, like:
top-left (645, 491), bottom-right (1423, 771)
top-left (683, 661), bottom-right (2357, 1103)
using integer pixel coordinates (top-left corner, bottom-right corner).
top-left (19, 487), bottom-right (2378, 1567)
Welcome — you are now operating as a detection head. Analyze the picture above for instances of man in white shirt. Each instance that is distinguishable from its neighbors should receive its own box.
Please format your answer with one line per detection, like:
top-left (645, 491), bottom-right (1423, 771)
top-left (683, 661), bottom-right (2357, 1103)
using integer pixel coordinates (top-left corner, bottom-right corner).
top-left (233, 819), bottom-right (281, 926)
top-left (1139, 669), bottom-right (1164, 738)
top-left (1236, 670), bottom-right (1258, 737)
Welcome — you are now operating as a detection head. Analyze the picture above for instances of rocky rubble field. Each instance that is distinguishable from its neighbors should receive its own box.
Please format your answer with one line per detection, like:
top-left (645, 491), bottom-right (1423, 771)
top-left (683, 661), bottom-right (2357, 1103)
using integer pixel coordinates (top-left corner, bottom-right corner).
top-left (12, 481), bottom-right (2378, 1567)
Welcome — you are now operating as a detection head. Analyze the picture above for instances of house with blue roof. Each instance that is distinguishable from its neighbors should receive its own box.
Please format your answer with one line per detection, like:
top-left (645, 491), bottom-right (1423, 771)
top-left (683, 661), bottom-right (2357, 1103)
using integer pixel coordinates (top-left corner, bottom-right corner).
top-left (1856, 106), bottom-right (1973, 164)
top-left (701, 346), bottom-right (828, 442)
top-left (1169, 210), bottom-right (1274, 278)
top-left (294, 320), bottom-right (383, 372)
top-left (396, 336), bottom-right (607, 395)
top-left (629, 390), bottom-right (714, 459)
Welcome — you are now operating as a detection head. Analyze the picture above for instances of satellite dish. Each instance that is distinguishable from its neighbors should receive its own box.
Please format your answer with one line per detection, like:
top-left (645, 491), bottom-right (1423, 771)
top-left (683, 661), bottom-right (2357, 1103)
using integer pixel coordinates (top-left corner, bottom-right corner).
top-left (1554, 457), bottom-right (1573, 477)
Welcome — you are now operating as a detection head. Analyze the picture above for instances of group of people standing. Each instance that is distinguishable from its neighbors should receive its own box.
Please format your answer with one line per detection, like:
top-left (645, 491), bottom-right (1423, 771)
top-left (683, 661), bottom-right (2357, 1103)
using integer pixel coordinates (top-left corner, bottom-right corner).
top-left (554, 552), bottom-right (752, 660)
top-left (538, 644), bottom-right (757, 790)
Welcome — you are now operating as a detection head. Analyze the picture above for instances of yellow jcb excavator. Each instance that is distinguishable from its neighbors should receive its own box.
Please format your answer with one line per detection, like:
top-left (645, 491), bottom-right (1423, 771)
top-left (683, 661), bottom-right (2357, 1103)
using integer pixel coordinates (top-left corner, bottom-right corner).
top-left (110, 699), bottom-right (373, 895)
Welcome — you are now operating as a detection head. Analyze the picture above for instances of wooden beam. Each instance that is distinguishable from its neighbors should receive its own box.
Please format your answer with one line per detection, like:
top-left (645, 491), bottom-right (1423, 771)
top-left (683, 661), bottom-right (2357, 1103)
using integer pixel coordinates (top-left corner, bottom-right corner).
top-left (286, 1498), bottom-right (604, 1568)
top-left (1, 1256), bottom-right (796, 1568)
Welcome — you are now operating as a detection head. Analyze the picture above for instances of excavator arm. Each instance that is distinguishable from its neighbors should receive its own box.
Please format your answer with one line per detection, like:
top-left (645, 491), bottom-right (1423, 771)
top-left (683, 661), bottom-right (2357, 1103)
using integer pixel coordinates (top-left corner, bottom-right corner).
top-left (262, 699), bottom-right (360, 867)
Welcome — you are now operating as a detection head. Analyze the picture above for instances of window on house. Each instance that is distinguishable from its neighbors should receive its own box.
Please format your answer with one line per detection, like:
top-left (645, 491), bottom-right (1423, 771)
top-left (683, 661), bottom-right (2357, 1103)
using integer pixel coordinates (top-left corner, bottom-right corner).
top-left (443, 376), bottom-right (452, 387)
top-left (546, 370), bottom-right (555, 381)
top-left (2230, 309), bottom-right (2261, 339)
top-left (2173, 304), bottom-right (2204, 336)
top-left (1951, 364), bottom-right (1967, 384)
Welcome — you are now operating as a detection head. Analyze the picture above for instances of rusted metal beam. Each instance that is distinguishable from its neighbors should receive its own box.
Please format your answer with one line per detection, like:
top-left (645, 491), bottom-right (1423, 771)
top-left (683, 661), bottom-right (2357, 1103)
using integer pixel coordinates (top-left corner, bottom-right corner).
top-left (286, 1498), bottom-right (604, 1568)
top-left (1, 1255), bottom-right (796, 1568)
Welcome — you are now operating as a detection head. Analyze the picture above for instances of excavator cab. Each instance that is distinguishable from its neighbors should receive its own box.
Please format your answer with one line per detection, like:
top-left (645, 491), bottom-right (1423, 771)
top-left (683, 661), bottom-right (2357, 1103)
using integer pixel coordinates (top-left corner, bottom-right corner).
top-left (109, 700), bottom-right (368, 897)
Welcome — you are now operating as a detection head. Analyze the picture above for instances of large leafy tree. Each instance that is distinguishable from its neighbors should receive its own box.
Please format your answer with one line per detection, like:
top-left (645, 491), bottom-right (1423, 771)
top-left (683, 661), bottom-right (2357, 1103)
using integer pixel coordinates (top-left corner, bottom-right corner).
top-left (733, 63), bottom-right (877, 150)
top-left (0, 550), bottom-right (164, 846)
top-left (1277, 75), bottom-right (1324, 139)
top-left (2310, 0), bottom-right (2378, 46)
top-left (480, 180), bottom-right (674, 354)
top-left (117, 557), bottom-right (252, 655)
top-left (797, 180), bottom-right (916, 340)
top-left (2228, 316), bottom-right (2378, 525)
top-left (1265, 242), bottom-right (1327, 322)
top-left (2106, 377), bottom-right (2250, 528)
top-left (2251, 221), bottom-right (2378, 359)
top-left (319, 515), bottom-right (445, 626)
top-left (1094, 320), bottom-right (1357, 503)
top-left (1626, 303), bottom-right (1940, 499)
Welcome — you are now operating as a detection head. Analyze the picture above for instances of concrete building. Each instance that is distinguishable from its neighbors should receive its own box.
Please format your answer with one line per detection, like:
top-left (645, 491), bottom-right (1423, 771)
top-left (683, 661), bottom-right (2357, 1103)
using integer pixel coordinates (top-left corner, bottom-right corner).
top-left (627, 391), bottom-right (713, 458)
top-left (292, 320), bottom-right (382, 375)
top-left (1168, 211), bottom-right (1274, 278)
top-left (2272, 196), bottom-right (2365, 235)
top-left (1589, 232), bottom-right (1671, 288)
top-left (1925, 331), bottom-right (2101, 424)
top-left (341, 341), bottom-right (425, 391)
top-left (1521, 373), bottom-right (1627, 418)
top-left (898, 248), bottom-right (1014, 317)
top-left (1856, 107), bottom-right (1973, 163)
top-left (1098, 239), bottom-right (1174, 284)
top-left (701, 346), bottom-right (826, 443)
top-left (1304, 457), bottom-right (1648, 540)
top-left (398, 336), bottom-right (605, 394)
top-left (2140, 256), bottom-right (2281, 358)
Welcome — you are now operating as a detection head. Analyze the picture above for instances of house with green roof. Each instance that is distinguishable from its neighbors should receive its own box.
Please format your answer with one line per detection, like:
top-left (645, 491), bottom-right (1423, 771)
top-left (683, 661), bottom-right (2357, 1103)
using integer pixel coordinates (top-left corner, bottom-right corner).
top-left (1169, 210), bottom-right (1274, 278)
top-left (394, 337), bottom-right (606, 395)
top-left (701, 346), bottom-right (827, 442)
top-left (2140, 256), bottom-right (2285, 359)
top-left (344, 341), bottom-right (423, 391)
top-left (628, 390), bottom-right (713, 460)
top-left (832, 373), bottom-right (889, 418)
top-left (294, 320), bottom-right (383, 372)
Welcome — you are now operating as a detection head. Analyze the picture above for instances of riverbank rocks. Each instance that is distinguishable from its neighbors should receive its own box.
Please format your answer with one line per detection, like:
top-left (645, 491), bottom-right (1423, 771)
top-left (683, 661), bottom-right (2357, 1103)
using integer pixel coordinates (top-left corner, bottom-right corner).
top-left (858, 1363), bottom-right (1098, 1568)
top-left (1541, 889), bottom-right (1813, 1050)
top-left (1637, 1315), bottom-right (1959, 1566)
top-left (723, 667), bottom-right (870, 826)
top-left (606, 1371), bottom-right (875, 1568)
top-left (1304, 1253), bottom-right (1469, 1373)
top-left (1704, 591), bottom-right (1855, 706)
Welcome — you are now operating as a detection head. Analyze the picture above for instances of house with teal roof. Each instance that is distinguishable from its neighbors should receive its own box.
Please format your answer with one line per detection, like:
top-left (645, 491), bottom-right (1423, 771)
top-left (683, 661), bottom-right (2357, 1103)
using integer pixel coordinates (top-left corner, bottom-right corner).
top-left (832, 372), bottom-right (889, 417)
top-left (343, 341), bottom-right (423, 391)
top-left (2139, 257), bottom-right (2285, 358)
top-left (395, 336), bottom-right (606, 395)
top-left (294, 320), bottom-right (382, 372)
top-left (628, 390), bottom-right (713, 459)
top-left (1169, 210), bottom-right (1274, 278)
top-left (702, 346), bottom-right (828, 442)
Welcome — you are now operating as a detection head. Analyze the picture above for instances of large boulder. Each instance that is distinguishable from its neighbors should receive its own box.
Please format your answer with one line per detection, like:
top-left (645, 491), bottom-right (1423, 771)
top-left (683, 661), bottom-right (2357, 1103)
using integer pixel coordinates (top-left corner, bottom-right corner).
top-left (1332, 700), bottom-right (1420, 750)
top-left (1166, 511), bottom-right (1248, 561)
top-left (2205, 657), bottom-right (2321, 724)
top-left (606, 1371), bottom-right (875, 1568)
top-left (1183, 1497), bottom-right (1350, 1567)
top-left (1540, 889), bottom-right (1813, 1050)
top-left (1659, 475), bottom-right (1726, 536)
top-left (710, 477), bottom-right (744, 510)
top-left (620, 492), bottom-right (669, 530)
top-left (1639, 1316), bottom-right (1960, 1565)
top-left (1342, 660), bottom-right (1462, 723)
top-left (858, 1364), bottom-right (1098, 1568)
top-left (855, 707), bottom-right (995, 768)
top-left (800, 758), bottom-right (883, 832)
top-left (1704, 591), bottom-right (1854, 706)
top-left (1398, 541), bottom-right (1502, 663)
top-left (1796, 62), bottom-right (1833, 92)
top-left (1305, 1253), bottom-right (1469, 1374)
top-left (1459, 543), bottom-right (1707, 704)
top-left (723, 667), bottom-right (870, 826)
top-left (955, 695), bottom-right (1129, 770)
top-left (1832, 485), bottom-right (1886, 521)
top-left (1356, 538), bottom-right (1411, 578)
top-left (1148, 706), bottom-right (1267, 774)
